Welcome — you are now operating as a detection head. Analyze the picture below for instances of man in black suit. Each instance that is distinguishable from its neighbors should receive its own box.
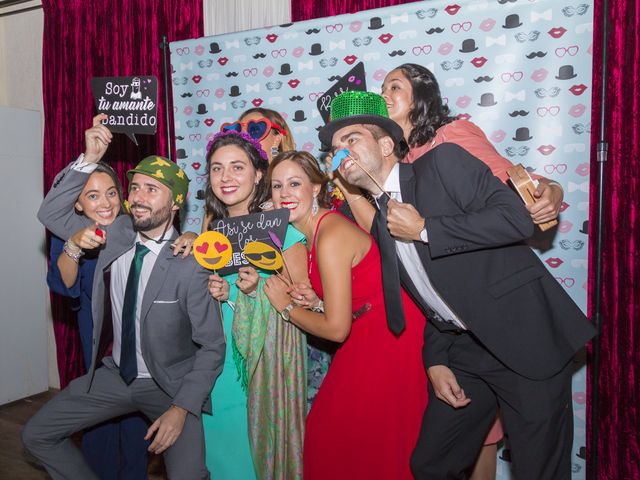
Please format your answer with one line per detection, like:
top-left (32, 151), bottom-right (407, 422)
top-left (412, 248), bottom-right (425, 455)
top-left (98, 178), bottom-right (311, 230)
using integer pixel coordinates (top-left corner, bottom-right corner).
top-left (319, 91), bottom-right (596, 479)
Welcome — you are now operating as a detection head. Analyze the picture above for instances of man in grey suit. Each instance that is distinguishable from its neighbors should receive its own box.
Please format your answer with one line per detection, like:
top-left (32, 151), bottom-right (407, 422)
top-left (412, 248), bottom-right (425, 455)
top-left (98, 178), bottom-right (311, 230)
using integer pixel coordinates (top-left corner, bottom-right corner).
top-left (23, 116), bottom-right (225, 479)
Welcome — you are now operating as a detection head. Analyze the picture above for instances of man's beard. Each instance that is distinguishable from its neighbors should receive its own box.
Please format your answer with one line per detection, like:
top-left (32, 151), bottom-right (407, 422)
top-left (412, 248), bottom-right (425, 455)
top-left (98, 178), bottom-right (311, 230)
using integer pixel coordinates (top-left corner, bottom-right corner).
top-left (130, 202), bottom-right (172, 232)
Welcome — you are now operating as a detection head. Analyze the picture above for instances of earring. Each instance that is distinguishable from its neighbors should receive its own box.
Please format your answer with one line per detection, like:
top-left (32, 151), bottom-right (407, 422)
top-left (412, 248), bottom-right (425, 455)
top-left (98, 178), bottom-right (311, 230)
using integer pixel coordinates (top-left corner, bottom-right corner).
top-left (311, 196), bottom-right (319, 216)
top-left (271, 146), bottom-right (279, 157)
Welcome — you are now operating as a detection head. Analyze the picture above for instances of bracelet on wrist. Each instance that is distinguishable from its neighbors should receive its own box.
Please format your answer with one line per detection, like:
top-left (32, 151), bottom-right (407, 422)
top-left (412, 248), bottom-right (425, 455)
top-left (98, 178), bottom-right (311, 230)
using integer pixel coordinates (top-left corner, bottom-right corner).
top-left (346, 195), bottom-right (364, 204)
top-left (63, 240), bottom-right (84, 263)
top-left (66, 239), bottom-right (82, 252)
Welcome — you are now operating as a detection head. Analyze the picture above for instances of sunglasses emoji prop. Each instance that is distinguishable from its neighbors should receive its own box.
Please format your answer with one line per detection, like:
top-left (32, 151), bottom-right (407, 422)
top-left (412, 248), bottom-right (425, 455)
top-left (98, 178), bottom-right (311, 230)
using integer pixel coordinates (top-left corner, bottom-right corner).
top-left (243, 241), bottom-right (284, 271)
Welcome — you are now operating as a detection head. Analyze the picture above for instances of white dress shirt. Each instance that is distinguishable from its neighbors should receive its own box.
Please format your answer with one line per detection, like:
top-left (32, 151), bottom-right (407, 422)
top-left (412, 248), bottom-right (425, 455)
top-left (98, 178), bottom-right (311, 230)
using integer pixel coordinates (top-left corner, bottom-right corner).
top-left (377, 164), bottom-right (467, 330)
top-left (110, 229), bottom-right (175, 378)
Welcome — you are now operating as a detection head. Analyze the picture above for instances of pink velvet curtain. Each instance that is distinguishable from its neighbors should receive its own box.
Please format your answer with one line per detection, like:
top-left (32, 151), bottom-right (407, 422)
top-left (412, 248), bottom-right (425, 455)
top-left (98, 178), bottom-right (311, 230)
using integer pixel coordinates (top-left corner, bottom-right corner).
top-left (588, 0), bottom-right (640, 478)
top-left (42, 0), bottom-right (203, 387)
top-left (292, 0), bottom-right (418, 21)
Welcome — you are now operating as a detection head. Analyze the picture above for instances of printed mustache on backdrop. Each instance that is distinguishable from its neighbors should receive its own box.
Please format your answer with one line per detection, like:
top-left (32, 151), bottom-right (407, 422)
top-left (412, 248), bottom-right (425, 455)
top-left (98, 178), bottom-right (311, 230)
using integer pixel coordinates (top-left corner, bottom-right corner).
top-left (90, 76), bottom-right (158, 145)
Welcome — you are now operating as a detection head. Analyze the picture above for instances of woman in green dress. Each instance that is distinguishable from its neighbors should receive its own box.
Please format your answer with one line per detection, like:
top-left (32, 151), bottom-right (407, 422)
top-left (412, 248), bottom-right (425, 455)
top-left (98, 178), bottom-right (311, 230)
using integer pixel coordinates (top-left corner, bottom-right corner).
top-left (202, 130), bottom-right (308, 479)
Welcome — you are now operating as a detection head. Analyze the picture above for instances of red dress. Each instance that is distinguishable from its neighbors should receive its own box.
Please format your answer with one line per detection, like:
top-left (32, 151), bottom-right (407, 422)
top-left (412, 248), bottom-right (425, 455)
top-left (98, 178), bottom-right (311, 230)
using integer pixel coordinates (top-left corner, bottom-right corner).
top-left (304, 212), bottom-right (428, 480)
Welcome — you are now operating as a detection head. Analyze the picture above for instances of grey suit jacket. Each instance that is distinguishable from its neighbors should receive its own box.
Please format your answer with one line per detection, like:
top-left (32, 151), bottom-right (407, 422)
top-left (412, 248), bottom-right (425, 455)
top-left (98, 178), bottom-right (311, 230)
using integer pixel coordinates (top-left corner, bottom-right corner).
top-left (38, 162), bottom-right (225, 417)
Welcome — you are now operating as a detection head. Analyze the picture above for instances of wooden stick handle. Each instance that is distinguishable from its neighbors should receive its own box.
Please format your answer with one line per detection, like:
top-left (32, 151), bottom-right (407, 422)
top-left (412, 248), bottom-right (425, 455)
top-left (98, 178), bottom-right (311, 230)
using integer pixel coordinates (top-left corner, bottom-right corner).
top-left (348, 154), bottom-right (391, 199)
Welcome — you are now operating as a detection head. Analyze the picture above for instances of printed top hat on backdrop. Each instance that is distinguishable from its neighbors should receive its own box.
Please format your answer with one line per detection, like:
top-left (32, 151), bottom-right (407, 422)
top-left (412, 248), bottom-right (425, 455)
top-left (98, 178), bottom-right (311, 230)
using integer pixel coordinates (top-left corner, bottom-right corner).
top-left (556, 65), bottom-right (577, 80)
top-left (368, 16), bottom-right (384, 29)
top-left (176, 148), bottom-right (188, 159)
top-left (209, 42), bottom-right (222, 54)
top-left (279, 63), bottom-right (293, 75)
top-left (513, 127), bottom-right (532, 141)
top-left (499, 449), bottom-right (512, 462)
top-left (478, 93), bottom-right (497, 106)
top-left (196, 103), bottom-right (208, 114)
top-left (503, 14), bottom-right (522, 29)
top-left (293, 110), bottom-right (307, 122)
top-left (229, 85), bottom-right (241, 97)
top-left (576, 446), bottom-right (587, 459)
top-left (309, 43), bottom-right (324, 55)
top-left (459, 39), bottom-right (478, 53)
top-left (580, 220), bottom-right (588, 234)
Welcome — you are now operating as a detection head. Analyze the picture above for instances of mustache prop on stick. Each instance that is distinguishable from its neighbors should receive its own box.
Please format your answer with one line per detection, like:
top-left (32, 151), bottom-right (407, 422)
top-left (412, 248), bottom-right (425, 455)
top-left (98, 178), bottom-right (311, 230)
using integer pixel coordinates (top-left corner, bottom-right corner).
top-left (331, 148), bottom-right (391, 200)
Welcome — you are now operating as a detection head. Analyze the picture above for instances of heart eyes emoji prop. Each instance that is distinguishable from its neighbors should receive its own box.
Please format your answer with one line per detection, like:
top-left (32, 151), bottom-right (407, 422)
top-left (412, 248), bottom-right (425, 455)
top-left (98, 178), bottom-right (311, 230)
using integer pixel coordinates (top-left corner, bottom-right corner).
top-left (193, 231), bottom-right (233, 270)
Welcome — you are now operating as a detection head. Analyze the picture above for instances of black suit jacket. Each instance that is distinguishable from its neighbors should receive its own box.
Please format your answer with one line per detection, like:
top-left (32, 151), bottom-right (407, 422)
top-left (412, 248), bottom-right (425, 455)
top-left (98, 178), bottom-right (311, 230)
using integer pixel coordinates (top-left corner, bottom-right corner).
top-left (381, 143), bottom-right (595, 381)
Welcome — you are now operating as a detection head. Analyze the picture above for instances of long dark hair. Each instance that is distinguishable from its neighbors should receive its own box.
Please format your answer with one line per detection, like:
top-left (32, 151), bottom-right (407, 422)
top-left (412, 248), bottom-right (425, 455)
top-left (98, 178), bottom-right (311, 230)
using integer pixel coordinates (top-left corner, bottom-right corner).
top-left (268, 151), bottom-right (331, 208)
top-left (76, 162), bottom-right (125, 215)
top-left (205, 133), bottom-right (269, 223)
top-left (395, 63), bottom-right (456, 148)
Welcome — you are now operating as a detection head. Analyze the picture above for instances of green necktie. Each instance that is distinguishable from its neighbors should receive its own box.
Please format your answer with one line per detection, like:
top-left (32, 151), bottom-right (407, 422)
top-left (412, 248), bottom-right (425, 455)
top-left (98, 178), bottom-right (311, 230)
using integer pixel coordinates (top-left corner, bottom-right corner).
top-left (119, 243), bottom-right (150, 384)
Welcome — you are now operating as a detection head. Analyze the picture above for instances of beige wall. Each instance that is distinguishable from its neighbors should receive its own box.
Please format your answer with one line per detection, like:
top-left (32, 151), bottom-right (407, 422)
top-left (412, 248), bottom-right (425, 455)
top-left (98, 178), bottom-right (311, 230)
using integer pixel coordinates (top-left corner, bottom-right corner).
top-left (0, 5), bottom-right (44, 111)
top-left (0, 4), bottom-right (58, 390)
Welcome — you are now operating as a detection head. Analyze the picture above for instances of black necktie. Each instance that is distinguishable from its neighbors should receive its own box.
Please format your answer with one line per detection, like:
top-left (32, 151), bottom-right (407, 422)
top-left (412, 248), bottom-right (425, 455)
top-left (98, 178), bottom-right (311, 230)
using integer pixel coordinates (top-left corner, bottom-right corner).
top-left (374, 195), bottom-right (406, 335)
top-left (119, 243), bottom-right (150, 384)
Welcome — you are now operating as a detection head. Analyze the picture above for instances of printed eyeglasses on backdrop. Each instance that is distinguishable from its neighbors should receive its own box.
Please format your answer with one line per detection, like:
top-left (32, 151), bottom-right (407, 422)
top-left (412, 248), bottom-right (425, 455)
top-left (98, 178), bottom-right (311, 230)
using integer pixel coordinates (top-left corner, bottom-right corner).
top-left (220, 117), bottom-right (287, 141)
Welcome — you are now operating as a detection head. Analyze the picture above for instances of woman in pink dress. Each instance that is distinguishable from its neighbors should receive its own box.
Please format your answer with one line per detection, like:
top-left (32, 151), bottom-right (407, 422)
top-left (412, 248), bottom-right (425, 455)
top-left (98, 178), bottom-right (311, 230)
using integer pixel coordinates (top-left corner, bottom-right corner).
top-left (263, 150), bottom-right (427, 479)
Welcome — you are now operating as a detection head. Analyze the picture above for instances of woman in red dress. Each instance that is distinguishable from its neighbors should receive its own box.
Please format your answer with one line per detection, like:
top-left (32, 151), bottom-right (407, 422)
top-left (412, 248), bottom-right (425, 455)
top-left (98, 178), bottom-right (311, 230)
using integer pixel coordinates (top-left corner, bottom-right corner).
top-left (263, 150), bottom-right (427, 479)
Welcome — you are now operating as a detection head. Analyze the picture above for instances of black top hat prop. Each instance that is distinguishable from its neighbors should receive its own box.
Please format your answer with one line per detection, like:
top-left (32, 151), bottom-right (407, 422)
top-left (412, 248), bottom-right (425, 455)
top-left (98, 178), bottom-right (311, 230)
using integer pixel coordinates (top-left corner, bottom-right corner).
top-left (293, 110), bottom-right (307, 122)
top-left (368, 16), bottom-right (384, 29)
top-left (176, 148), bottom-right (188, 159)
top-left (309, 43), bottom-right (324, 56)
top-left (556, 65), bottom-right (577, 80)
top-left (459, 39), bottom-right (478, 53)
top-left (229, 85), bottom-right (241, 97)
top-left (209, 42), bottom-right (222, 54)
top-left (513, 127), bottom-right (533, 141)
top-left (279, 63), bottom-right (293, 75)
top-left (196, 103), bottom-right (208, 115)
top-left (478, 93), bottom-right (497, 107)
top-left (503, 14), bottom-right (522, 29)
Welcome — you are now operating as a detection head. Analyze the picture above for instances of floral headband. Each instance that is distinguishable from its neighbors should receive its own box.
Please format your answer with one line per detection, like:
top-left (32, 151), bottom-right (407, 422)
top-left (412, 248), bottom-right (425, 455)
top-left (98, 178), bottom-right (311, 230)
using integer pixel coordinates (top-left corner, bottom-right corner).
top-left (206, 130), bottom-right (269, 161)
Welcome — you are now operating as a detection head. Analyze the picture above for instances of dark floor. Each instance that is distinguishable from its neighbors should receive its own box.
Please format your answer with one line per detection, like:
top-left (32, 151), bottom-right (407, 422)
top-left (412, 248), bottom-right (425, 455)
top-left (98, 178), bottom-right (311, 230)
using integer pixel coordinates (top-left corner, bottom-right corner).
top-left (0, 389), bottom-right (166, 479)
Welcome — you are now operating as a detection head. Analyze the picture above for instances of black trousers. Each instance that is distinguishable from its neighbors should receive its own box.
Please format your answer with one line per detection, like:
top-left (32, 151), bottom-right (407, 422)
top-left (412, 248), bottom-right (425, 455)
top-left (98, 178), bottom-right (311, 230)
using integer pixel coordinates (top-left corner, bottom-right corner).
top-left (411, 332), bottom-right (574, 480)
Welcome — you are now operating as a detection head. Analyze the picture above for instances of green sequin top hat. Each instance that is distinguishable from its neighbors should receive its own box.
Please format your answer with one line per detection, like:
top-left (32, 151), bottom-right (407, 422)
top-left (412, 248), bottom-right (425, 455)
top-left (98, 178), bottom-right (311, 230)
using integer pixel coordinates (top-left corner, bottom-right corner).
top-left (318, 91), bottom-right (405, 146)
top-left (127, 155), bottom-right (190, 206)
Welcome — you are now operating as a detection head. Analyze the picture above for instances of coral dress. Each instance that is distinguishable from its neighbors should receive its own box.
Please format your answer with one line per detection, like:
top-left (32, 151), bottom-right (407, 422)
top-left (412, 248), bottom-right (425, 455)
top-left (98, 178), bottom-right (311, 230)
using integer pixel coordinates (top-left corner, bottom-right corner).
top-left (303, 212), bottom-right (428, 480)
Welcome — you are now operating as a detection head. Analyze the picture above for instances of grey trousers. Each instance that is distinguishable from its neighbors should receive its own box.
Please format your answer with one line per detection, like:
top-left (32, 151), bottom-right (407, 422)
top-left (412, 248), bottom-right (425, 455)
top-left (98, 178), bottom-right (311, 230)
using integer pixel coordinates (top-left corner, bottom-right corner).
top-left (22, 363), bottom-right (209, 480)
